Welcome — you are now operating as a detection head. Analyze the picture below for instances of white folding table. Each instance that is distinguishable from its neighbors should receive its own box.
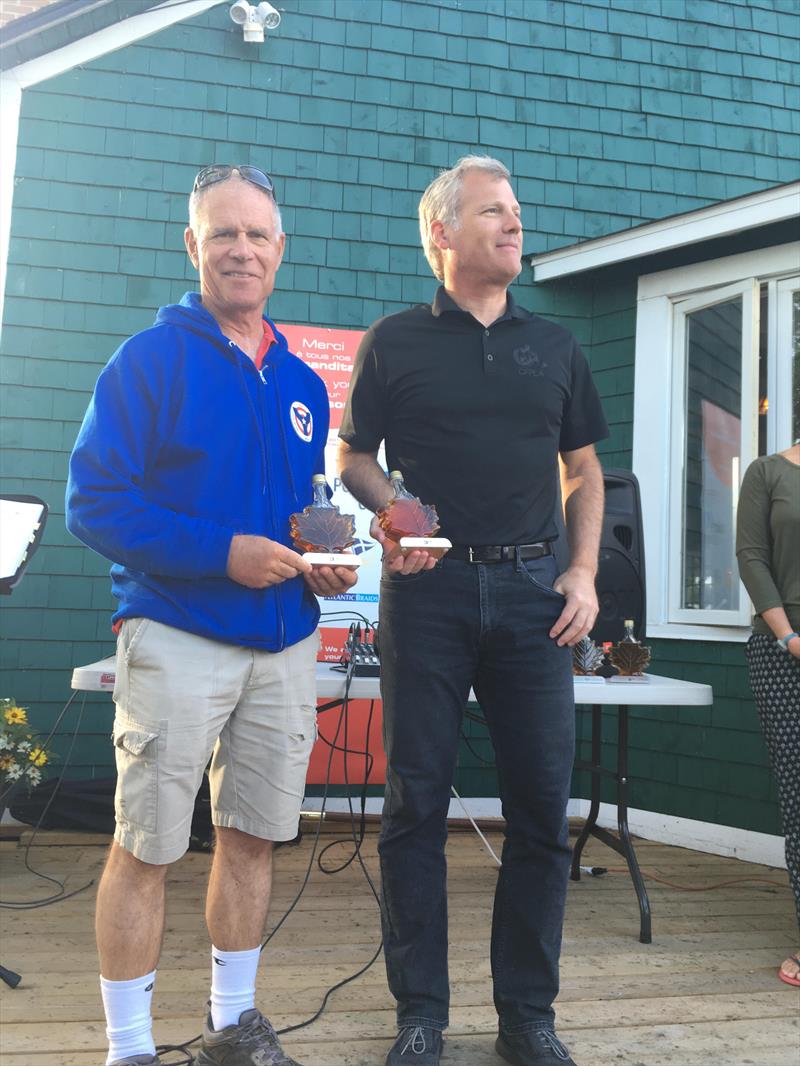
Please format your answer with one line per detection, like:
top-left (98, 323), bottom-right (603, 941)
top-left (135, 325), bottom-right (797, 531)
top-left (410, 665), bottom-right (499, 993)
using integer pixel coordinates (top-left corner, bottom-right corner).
top-left (72, 658), bottom-right (712, 942)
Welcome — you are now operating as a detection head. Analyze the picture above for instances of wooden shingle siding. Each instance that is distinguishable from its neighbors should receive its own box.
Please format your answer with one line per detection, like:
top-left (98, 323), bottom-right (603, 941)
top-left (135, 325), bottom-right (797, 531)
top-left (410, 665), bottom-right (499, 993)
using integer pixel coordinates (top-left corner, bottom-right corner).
top-left (0, 0), bottom-right (796, 826)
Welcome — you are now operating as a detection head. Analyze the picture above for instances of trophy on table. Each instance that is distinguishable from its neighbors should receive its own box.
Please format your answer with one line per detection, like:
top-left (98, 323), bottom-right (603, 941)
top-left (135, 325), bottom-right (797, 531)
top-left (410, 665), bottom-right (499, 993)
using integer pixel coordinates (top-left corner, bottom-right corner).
top-left (608, 619), bottom-right (651, 681)
top-left (376, 471), bottom-right (451, 560)
top-left (290, 475), bottom-right (362, 568)
top-left (572, 636), bottom-right (606, 684)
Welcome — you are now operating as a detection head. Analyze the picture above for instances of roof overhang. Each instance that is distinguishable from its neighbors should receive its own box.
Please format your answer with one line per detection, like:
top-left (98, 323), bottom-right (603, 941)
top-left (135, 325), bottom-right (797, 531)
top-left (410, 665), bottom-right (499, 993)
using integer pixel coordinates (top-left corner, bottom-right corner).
top-left (529, 181), bottom-right (800, 282)
top-left (0, 0), bottom-right (227, 337)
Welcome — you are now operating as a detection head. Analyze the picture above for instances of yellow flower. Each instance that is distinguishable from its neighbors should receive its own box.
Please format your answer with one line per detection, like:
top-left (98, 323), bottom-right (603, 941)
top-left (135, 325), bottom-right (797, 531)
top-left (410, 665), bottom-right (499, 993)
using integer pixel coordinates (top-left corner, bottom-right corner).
top-left (3, 705), bottom-right (27, 725)
top-left (0, 755), bottom-right (14, 771)
top-left (29, 747), bottom-right (48, 767)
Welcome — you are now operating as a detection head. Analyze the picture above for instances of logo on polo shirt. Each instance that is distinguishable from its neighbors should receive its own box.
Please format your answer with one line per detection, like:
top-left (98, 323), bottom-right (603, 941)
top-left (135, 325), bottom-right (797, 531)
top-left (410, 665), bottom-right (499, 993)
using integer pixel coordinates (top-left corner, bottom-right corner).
top-left (513, 345), bottom-right (547, 376)
top-left (290, 401), bottom-right (313, 442)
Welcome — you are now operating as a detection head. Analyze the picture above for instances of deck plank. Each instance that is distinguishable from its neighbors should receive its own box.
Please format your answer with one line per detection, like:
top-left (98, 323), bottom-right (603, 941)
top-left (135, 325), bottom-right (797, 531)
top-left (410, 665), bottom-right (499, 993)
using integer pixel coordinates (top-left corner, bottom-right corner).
top-left (0, 827), bottom-right (796, 1066)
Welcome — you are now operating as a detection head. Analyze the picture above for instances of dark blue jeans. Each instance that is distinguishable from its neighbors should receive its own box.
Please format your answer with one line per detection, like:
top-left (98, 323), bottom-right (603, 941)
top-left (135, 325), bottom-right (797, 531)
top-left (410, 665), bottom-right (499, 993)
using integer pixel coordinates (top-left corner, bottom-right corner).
top-left (378, 551), bottom-right (575, 1035)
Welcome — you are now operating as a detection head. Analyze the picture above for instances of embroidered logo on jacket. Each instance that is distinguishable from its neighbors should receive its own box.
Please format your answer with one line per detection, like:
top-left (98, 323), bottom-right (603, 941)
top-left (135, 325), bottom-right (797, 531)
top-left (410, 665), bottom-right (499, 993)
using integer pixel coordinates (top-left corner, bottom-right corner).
top-left (290, 401), bottom-right (313, 442)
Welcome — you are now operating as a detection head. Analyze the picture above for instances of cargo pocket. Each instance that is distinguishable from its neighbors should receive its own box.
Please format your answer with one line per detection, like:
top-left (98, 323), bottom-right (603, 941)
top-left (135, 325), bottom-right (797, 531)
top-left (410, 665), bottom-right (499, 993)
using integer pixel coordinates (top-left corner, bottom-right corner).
top-left (112, 710), bottom-right (161, 833)
top-left (288, 704), bottom-right (317, 746)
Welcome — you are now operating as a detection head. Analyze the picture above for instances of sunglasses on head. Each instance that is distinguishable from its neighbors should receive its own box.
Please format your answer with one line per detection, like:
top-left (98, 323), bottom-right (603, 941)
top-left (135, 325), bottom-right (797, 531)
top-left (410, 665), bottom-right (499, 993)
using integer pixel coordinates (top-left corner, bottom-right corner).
top-left (192, 165), bottom-right (277, 202)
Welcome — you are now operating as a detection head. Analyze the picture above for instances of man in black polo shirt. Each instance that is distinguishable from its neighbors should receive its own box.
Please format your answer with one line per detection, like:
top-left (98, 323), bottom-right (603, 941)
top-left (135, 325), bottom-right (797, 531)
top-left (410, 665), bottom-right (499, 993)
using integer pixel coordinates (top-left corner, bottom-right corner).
top-left (339, 156), bottom-right (607, 1066)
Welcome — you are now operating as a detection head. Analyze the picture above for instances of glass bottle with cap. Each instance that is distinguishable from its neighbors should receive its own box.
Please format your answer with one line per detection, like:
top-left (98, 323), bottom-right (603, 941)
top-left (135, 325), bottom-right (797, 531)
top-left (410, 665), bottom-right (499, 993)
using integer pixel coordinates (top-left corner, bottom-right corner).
top-left (377, 471), bottom-right (451, 559)
top-left (609, 619), bottom-right (651, 678)
top-left (620, 618), bottom-right (638, 643)
top-left (388, 470), bottom-right (415, 500)
top-left (289, 475), bottom-right (361, 568)
top-left (311, 473), bottom-right (335, 509)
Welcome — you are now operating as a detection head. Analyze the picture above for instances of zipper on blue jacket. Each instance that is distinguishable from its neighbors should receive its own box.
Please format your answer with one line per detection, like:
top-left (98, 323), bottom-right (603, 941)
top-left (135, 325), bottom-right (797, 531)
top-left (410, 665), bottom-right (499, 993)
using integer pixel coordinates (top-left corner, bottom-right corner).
top-left (259, 360), bottom-right (286, 650)
top-left (239, 347), bottom-right (286, 651)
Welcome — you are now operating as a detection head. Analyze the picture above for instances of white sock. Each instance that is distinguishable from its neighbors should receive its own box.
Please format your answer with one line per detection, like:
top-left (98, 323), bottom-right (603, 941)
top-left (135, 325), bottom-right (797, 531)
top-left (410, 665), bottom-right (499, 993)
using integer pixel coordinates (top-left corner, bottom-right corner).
top-left (100, 970), bottom-right (157, 1065)
top-left (209, 944), bottom-right (261, 1031)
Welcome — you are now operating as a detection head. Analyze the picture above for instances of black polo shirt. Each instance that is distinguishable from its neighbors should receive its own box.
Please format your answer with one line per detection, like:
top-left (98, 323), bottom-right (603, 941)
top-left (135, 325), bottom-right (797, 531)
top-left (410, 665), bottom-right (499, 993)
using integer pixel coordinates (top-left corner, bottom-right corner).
top-left (340, 287), bottom-right (609, 545)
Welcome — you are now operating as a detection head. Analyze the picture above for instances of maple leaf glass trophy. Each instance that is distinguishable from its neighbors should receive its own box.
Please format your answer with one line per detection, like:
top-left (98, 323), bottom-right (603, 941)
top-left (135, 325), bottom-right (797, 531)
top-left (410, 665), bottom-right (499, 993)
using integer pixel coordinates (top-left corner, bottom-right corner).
top-left (571, 636), bottom-right (606, 684)
top-left (608, 618), bottom-right (651, 682)
top-left (290, 475), bottom-right (361, 568)
top-left (377, 471), bottom-right (451, 560)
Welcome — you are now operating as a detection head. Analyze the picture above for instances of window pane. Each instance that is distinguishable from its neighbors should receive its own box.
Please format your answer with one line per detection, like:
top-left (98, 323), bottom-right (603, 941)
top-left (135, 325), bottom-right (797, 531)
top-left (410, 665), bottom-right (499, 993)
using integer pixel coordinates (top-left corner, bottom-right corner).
top-left (793, 290), bottom-right (799, 444)
top-left (683, 298), bottom-right (741, 611)
top-left (758, 285), bottom-right (768, 456)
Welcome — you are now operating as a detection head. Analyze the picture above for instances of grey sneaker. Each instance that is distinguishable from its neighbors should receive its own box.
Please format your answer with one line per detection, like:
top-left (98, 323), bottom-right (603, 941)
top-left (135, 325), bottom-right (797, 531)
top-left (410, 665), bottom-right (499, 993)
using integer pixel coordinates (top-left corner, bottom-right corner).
top-left (496, 1027), bottom-right (577, 1065)
top-left (195, 1007), bottom-right (302, 1065)
top-left (109, 1057), bottom-right (161, 1065)
top-left (385, 1026), bottom-right (443, 1064)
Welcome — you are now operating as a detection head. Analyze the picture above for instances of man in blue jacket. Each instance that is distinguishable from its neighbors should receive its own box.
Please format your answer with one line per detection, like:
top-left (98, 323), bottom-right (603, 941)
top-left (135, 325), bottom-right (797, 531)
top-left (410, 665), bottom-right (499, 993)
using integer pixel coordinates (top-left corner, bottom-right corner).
top-left (67, 165), bottom-right (356, 1066)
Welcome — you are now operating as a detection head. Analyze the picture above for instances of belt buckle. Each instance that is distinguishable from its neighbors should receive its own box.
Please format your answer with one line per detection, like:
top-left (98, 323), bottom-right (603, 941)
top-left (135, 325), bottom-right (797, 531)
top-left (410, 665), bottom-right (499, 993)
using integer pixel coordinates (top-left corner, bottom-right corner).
top-left (468, 546), bottom-right (475, 563)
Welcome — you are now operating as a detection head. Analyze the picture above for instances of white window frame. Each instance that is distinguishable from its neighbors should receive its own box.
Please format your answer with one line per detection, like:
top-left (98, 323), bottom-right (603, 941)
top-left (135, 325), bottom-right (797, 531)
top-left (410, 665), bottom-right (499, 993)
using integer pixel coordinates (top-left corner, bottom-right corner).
top-left (667, 280), bottom-right (759, 627)
top-left (633, 242), bottom-right (800, 643)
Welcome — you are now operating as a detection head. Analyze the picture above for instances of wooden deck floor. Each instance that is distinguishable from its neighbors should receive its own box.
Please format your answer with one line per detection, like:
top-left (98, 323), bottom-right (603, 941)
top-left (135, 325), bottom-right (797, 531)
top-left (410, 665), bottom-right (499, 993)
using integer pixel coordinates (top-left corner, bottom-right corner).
top-left (1, 821), bottom-right (798, 1065)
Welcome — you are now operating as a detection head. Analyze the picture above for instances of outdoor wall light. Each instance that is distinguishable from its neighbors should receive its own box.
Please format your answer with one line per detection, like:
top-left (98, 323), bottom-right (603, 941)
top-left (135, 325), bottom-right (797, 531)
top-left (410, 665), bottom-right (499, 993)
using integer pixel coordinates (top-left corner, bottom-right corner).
top-left (229, 1), bottom-right (281, 42)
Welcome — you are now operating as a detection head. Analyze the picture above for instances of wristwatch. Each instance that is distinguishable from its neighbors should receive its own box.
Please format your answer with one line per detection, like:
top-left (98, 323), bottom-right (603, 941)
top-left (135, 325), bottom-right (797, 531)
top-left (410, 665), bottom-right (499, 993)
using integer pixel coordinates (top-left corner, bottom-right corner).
top-left (777, 632), bottom-right (799, 652)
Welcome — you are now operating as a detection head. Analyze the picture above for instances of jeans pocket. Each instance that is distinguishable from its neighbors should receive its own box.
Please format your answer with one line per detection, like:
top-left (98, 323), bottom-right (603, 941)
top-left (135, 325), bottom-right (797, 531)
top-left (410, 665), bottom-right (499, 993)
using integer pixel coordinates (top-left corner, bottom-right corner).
top-left (520, 558), bottom-right (565, 599)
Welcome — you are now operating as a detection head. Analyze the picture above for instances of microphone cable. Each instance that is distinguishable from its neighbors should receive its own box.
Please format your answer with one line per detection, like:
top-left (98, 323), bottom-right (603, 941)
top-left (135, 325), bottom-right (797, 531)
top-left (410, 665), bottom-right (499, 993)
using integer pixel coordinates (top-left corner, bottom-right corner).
top-left (157, 619), bottom-right (385, 1060)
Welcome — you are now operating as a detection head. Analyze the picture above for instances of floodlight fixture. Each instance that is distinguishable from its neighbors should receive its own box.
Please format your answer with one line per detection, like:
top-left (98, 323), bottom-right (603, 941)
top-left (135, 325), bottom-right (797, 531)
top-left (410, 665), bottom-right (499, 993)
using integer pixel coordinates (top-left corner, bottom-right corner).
top-left (229, 1), bottom-right (281, 43)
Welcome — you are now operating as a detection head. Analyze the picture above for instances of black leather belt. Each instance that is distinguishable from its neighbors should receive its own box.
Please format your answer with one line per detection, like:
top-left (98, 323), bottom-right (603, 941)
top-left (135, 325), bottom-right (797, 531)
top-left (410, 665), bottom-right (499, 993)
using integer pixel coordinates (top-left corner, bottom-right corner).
top-left (448, 542), bottom-right (553, 564)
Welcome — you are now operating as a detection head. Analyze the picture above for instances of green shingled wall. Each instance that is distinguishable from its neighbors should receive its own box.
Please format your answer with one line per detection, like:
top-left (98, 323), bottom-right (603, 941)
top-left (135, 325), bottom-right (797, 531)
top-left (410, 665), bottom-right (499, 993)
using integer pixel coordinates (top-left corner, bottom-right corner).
top-left (1, 0), bottom-right (796, 834)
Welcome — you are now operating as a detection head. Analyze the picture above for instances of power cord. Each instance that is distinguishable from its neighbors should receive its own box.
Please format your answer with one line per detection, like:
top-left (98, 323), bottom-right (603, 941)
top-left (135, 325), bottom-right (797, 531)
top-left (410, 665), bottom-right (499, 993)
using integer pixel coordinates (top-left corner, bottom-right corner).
top-left (279, 668), bottom-right (383, 1036)
top-left (156, 621), bottom-right (385, 1062)
top-left (0, 691), bottom-right (95, 909)
top-left (315, 699), bottom-right (377, 875)
top-left (595, 867), bottom-right (790, 891)
top-left (449, 785), bottom-right (502, 867)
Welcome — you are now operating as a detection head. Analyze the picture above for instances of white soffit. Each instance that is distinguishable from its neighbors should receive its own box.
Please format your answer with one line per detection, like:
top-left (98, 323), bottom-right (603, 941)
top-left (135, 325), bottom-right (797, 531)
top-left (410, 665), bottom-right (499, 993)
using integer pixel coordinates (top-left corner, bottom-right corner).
top-left (0, 0), bottom-right (226, 335)
top-left (530, 181), bottom-right (800, 282)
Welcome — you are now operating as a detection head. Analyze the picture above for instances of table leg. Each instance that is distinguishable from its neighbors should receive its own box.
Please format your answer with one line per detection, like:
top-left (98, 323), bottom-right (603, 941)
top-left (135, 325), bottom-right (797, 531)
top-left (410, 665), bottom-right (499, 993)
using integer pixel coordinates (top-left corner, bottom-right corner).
top-left (570, 704), bottom-right (602, 881)
top-left (316, 697), bottom-right (346, 714)
top-left (571, 703), bottom-right (653, 943)
top-left (0, 963), bottom-right (21, 988)
top-left (615, 706), bottom-right (652, 943)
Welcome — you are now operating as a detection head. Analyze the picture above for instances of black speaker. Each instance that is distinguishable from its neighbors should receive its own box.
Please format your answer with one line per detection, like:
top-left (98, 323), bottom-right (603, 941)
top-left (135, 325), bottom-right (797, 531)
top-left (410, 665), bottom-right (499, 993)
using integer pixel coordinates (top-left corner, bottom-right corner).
top-left (589, 469), bottom-right (646, 645)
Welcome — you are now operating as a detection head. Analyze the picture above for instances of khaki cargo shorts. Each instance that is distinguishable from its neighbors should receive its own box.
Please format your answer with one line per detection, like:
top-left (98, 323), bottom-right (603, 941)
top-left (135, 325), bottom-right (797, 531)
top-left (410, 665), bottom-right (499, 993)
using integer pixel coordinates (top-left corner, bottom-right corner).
top-left (111, 618), bottom-right (319, 865)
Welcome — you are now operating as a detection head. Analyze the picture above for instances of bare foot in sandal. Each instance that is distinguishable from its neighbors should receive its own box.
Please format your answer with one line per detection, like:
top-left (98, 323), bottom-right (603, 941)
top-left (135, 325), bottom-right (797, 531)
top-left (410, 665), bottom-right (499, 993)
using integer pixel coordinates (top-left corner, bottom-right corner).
top-left (778, 953), bottom-right (800, 987)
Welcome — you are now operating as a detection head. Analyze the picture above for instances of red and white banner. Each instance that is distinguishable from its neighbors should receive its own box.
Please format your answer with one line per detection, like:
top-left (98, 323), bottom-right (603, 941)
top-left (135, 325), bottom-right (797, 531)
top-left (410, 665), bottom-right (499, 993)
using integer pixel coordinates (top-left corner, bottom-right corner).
top-left (283, 323), bottom-right (386, 786)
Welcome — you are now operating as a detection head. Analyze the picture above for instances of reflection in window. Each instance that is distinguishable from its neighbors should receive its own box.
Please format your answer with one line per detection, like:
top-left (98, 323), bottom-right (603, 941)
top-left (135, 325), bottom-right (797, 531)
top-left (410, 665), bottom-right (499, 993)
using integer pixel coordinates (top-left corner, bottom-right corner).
top-left (793, 291), bottom-right (799, 443)
top-left (758, 285), bottom-right (768, 456)
top-left (682, 299), bottom-right (741, 611)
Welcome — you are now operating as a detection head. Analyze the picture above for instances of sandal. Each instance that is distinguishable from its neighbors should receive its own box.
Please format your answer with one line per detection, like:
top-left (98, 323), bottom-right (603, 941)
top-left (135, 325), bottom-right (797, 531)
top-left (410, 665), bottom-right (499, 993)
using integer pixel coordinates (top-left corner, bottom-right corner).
top-left (778, 953), bottom-right (800, 987)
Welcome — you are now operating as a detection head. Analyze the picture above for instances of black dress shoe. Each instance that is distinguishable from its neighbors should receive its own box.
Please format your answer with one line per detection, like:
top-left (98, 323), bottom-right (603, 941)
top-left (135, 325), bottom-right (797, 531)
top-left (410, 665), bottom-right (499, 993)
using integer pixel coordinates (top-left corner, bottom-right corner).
top-left (496, 1027), bottom-right (577, 1065)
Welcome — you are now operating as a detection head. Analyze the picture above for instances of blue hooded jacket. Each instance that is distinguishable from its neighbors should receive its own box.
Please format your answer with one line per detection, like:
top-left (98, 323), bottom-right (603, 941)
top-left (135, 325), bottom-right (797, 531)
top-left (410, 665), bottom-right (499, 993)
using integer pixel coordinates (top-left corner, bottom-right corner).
top-left (66, 292), bottom-right (329, 651)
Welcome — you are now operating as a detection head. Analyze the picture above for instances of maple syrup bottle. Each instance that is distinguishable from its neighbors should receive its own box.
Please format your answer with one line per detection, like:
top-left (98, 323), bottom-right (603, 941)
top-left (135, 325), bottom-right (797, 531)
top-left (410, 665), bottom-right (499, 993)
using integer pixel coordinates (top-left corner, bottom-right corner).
top-left (609, 618), bottom-right (651, 677)
top-left (598, 640), bottom-right (617, 677)
top-left (378, 470), bottom-right (451, 559)
top-left (388, 470), bottom-right (414, 501)
top-left (620, 618), bottom-right (638, 643)
top-left (380, 471), bottom-right (420, 540)
top-left (289, 475), bottom-right (360, 565)
top-left (311, 473), bottom-right (335, 508)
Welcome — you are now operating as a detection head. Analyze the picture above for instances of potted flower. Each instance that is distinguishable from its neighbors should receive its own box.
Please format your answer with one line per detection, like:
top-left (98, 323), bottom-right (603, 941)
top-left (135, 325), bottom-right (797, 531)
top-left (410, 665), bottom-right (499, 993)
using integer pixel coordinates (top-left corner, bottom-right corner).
top-left (0, 698), bottom-right (49, 806)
